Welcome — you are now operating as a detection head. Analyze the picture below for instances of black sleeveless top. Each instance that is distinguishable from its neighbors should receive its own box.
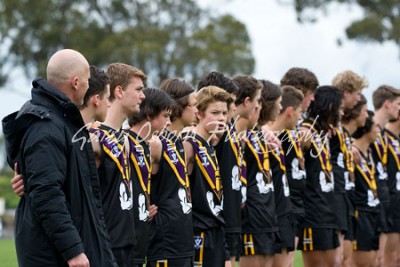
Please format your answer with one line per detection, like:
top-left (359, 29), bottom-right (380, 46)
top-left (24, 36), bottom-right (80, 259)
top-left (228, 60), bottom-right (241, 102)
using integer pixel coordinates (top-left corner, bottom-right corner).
top-left (353, 148), bottom-right (380, 213)
top-left (279, 130), bottom-right (306, 216)
top-left (269, 143), bottom-right (292, 218)
top-left (147, 130), bottom-right (194, 261)
top-left (214, 122), bottom-right (244, 233)
top-left (186, 133), bottom-right (225, 232)
top-left (242, 129), bottom-right (278, 233)
top-left (384, 129), bottom-right (400, 219)
top-left (127, 130), bottom-right (151, 262)
top-left (90, 124), bottom-right (135, 249)
top-left (301, 119), bottom-right (337, 229)
top-left (330, 126), bottom-right (354, 193)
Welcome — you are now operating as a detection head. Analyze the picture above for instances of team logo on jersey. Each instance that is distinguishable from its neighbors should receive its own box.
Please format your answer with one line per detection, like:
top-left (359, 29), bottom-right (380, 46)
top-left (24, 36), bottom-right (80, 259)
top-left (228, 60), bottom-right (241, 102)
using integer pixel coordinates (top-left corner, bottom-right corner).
top-left (200, 152), bottom-right (210, 167)
top-left (252, 139), bottom-right (260, 152)
top-left (178, 188), bottom-right (192, 214)
top-left (256, 172), bottom-right (274, 194)
top-left (119, 181), bottom-right (133, 210)
top-left (194, 235), bottom-right (203, 250)
top-left (111, 143), bottom-right (122, 157)
top-left (138, 193), bottom-right (149, 221)
top-left (168, 151), bottom-right (179, 164)
top-left (231, 165), bottom-right (242, 191)
top-left (376, 162), bottom-right (388, 180)
top-left (207, 191), bottom-right (223, 216)
top-left (137, 155), bottom-right (145, 167)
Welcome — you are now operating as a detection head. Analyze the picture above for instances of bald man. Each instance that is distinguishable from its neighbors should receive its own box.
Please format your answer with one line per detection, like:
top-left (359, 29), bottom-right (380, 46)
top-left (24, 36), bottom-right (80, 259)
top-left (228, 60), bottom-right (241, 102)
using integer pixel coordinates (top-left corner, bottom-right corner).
top-left (2, 49), bottom-right (117, 267)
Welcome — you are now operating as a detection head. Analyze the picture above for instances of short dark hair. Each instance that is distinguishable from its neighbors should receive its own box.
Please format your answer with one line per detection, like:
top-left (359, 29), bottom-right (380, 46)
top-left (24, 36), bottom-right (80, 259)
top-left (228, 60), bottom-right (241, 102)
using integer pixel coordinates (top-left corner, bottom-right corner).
top-left (372, 85), bottom-right (400, 110)
top-left (258, 80), bottom-right (282, 125)
top-left (280, 85), bottom-right (304, 113)
top-left (232, 75), bottom-right (262, 105)
top-left (81, 65), bottom-right (110, 108)
top-left (307, 85), bottom-right (343, 132)
top-left (128, 88), bottom-right (174, 126)
top-left (159, 78), bottom-right (195, 122)
top-left (197, 71), bottom-right (239, 95)
top-left (280, 67), bottom-right (319, 95)
top-left (352, 110), bottom-right (374, 139)
top-left (342, 94), bottom-right (367, 123)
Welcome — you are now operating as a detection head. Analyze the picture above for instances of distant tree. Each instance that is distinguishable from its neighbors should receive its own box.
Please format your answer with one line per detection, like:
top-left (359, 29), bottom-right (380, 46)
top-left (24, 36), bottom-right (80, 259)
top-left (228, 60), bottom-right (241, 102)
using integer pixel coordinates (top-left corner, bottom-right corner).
top-left (0, 0), bottom-right (255, 86)
top-left (290, 0), bottom-right (400, 49)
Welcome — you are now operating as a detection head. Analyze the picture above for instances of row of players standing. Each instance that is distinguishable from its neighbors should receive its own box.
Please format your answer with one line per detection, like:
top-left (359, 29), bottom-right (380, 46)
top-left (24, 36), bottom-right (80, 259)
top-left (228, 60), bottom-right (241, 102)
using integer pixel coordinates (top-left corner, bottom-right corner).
top-left (87, 64), bottom-right (400, 267)
top-left (5, 49), bottom-right (400, 267)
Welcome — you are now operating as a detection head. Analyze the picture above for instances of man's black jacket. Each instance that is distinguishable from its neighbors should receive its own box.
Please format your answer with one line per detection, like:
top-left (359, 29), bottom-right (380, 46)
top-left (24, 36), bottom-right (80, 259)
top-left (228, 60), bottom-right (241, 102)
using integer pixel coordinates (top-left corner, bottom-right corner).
top-left (2, 78), bottom-right (117, 266)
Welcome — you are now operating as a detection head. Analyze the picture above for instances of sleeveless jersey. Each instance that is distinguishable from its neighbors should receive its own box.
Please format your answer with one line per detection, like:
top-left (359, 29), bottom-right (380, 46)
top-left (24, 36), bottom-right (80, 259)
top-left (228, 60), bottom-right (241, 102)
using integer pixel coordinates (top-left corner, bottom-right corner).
top-left (242, 129), bottom-right (278, 233)
top-left (186, 133), bottom-right (225, 231)
top-left (127, 130), bottom-right (151, 262)
top-left (330, 126), bottom-right (355, 193)
top-left (301, 119), bottom-right (337, 229)
top-left (269, 143), bottom-right (292, 218)
top-left (89, 124), bottom-right (135, 249)
top-left (147, 130), bottom-right (194, 261)
top-left (214, 122), bottom-right (244, 233)
top-left (353, 148), bottom-right (380, 213)
top-left (279, 130), bottom-right (306, 216)
top-left (384, 129), bottom-right (400, 220)
top-left (370, 129), bottom-right (390, 203)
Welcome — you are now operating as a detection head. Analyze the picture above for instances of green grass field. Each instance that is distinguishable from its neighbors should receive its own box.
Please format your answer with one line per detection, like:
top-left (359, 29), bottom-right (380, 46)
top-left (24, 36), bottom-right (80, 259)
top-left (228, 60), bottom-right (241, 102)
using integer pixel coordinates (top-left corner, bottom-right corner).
top-left (0, 238), bottom-right (304, 267)
top-left (0, 239), bottom-right (17, 267)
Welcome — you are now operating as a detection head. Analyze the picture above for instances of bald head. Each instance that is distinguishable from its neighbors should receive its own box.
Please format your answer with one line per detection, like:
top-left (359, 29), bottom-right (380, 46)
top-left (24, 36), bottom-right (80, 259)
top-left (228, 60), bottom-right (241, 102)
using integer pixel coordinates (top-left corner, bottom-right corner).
top-left (46, 49), bottom-right (90, 106)
top-left (47, 49), bottom-right (89, 84)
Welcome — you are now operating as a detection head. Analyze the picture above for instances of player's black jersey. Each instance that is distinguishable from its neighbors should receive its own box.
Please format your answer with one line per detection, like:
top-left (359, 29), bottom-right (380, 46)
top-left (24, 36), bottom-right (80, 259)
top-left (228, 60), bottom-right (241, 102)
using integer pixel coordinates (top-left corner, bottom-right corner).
top-left (330, 126), bottom-right (355, 193)
top-left (370, 130), bottom-right (390, 204)
top-left (269, 143), bottom-right (292, 217)
top-left (147, 130), bottom-right (194, 260)
top-left (301, 119), bottom-right (337, 229)
top-left (241, 129), bottom-right (278, 233)
top-left (279, 130), bottom-right (306, 216)
top-left (186, 133), bottom-right (225, 231)
top-left (353, 148), bottom-right (380, 213)
top-left (214, 122), bottom-right (244, 233)
top-left (127, 130), bottom-right (151, 262)
top-left (384, 129), bottom-right (400, 219)
top-left (90, 124), bottom-right (135, 249)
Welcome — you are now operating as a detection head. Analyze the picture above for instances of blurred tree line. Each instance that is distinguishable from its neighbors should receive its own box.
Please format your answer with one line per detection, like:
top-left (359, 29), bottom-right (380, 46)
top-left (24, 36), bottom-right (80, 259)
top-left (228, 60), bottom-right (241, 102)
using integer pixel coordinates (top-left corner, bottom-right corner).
top-left (0, 0), bottom-right (255, 87)
top-left (293, 0), bottom-right (400, 48)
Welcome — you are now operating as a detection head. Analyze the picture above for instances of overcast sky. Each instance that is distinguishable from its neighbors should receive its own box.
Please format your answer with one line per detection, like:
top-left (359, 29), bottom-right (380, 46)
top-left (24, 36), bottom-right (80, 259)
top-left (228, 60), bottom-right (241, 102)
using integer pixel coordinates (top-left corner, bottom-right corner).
top-left (1, 0), bottom-right (399, 123)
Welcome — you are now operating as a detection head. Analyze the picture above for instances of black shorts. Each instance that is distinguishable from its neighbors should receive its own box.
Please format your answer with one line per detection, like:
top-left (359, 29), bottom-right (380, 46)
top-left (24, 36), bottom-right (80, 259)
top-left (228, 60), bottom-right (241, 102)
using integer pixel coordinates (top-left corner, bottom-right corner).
top-left (344, 213), bottom-right (355, 241)
top-left (111, 246), bottom-right (134, 267)
top-left (291, 212), bottom-right (305, 238)
top-left (242, 232), bottom-right (280, 256)
top-left (225, 232), bottom-right (241, 259)
top-left (387, 217), bottom-right (400, 233)
top-left (378, 201), bottom-right (391, 233)
top-left (193, 227), bottom-right (225, 267)
top-left (387, 196), bottom-right (400, 233)
top-left (147, 257), bottom-right (193, 267)
top-left (298, 227), bottom-right (339, 251)
top-left (333, 193), bottom-right (350, 233)
top-left (353, 210), bottom-right (380, 251)
top-left (274, 215), bottom-right (295, 253)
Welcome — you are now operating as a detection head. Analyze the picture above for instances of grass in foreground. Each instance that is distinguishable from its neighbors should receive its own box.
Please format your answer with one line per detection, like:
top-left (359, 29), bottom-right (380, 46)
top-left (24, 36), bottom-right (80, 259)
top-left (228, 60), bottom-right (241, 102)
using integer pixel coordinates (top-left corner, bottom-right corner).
top-left (0, 239), bottom-right (304, 267)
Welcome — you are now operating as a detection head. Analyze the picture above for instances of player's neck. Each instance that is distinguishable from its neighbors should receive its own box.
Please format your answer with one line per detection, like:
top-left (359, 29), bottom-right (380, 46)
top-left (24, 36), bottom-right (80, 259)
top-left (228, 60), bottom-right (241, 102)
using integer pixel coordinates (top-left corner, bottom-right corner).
top-left (130, 121), bottom-right (152, 143)
top-left (353, 138), bottom-right (370, 155)
top-left (103, 103), bottom-right (127, 131)
top-left (386, 122), bottom-right (400, 136)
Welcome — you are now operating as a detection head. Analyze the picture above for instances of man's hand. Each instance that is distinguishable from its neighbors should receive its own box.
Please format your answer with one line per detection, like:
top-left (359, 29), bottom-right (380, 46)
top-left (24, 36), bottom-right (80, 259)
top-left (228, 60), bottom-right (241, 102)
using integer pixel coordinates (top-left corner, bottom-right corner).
top-left (11, 163), bottom-right (24, 197)
top-left (68, 253), bottom-right (90, 267)
top-left (148, 204), bottom-right (158, 221)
